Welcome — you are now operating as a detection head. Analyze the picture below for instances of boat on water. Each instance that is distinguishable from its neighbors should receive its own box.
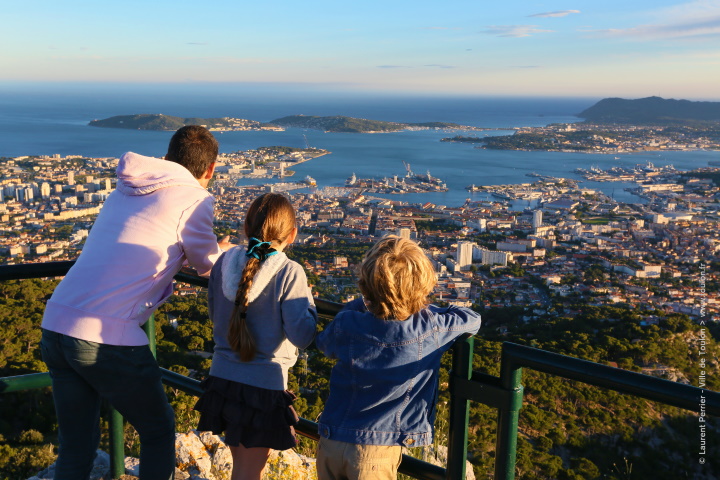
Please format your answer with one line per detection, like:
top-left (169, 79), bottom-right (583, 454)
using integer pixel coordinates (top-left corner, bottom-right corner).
top-left (492, 192), bottom-right (515, 200)
top-left (304, 175), bottom-right (317, 187)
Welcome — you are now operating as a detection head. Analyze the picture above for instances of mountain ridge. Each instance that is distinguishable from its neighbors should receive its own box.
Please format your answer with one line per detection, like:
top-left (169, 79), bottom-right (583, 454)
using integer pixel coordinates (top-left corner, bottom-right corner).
top-left (578, 96), bottom-right (720, 125)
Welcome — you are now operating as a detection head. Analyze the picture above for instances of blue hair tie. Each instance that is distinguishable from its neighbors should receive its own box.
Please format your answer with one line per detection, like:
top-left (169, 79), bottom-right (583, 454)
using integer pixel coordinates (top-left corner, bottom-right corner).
top-left (246, 237), bottom-right (279, 261)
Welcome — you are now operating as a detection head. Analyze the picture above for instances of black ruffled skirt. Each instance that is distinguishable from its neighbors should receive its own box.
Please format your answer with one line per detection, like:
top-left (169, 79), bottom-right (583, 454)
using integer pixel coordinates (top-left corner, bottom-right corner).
top-left (194, 376), bottom-right (299, 450)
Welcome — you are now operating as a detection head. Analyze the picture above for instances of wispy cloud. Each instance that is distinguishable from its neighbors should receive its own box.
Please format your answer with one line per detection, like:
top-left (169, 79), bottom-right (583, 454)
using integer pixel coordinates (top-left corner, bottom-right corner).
top-left (529, 10), bottom-right (580, 18)
top-left (187, 42), bottom-right (208, 46)
top-left (480, 25), bottom-right (554, 37)
top-left (376, 64), bottom-right (457, 69)
top-left (596, 15), bottom-right (720, 40)
top-left (593, 1), bottom-right (720, 41)
top-left (510, 65), bottom-right (541, 69)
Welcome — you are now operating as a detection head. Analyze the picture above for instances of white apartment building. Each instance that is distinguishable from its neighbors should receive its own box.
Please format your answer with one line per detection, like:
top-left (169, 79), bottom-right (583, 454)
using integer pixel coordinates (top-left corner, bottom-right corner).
top-left (456, 241), bottom-right (475, 270)
top-left (481, 249), bottom-right (510, 266)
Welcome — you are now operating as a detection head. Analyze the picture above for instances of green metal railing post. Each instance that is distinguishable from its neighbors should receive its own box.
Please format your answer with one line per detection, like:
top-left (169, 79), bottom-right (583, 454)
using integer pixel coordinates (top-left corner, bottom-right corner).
top-left (495, 345), bottom-right (525, 480)
top-left (447, 335), bottom-right (474, 480)
top-left (108, 314), bottom-right (157, 478)
top-left (108, 408), bottom-right (125, 479)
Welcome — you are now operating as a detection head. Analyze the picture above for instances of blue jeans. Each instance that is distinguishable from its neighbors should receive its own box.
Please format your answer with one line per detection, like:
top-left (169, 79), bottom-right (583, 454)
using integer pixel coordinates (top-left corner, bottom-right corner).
top-left (40, 329), bottom-right (175, 480)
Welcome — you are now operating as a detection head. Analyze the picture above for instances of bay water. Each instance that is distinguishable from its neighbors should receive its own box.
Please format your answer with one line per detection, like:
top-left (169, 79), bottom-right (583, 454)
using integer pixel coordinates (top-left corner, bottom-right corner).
top-left (0, 85), bottom-right (716, 206)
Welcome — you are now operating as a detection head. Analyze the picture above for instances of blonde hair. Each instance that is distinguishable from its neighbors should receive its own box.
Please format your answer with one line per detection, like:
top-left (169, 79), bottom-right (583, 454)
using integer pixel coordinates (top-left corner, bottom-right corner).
top-left (358, 235), bottom-right (436, 321)
top-left (228, 193), bottom-right (296, 361)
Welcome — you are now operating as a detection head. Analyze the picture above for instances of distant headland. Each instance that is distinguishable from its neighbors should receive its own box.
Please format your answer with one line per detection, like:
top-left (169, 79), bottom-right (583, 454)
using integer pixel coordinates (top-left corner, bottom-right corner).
top-left (442, 96), bottom-right (720, 153)
top-left (577, 96), bottom-right (720, 125)
top-left (88, 113), bottom-right (478, 133)
top-left (88, 114), bottom-right (283, 132)
top-left (266, 115), bottom-right (475, 133)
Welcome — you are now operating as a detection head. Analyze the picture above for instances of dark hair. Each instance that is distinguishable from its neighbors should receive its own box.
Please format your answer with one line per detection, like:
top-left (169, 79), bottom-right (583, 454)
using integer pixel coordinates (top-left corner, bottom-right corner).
top-left (228, 193), bottom-right (297, 361)
top-left (165, 125), bottom-right (219, 178)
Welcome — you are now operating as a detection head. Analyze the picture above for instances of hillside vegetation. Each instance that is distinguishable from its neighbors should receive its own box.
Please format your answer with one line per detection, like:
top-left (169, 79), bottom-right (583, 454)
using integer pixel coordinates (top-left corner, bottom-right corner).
top-left (1, 275), bottom-right (718, 479)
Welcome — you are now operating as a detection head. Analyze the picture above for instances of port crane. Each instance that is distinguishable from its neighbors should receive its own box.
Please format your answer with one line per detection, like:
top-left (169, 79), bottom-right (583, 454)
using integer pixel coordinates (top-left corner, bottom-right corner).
top-left (402, 160), bottom-right (413, 177)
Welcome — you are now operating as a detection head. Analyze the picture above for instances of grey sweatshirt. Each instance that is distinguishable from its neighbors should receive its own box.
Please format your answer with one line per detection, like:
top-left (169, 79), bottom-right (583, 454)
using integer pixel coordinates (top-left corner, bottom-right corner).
top-left (208, 247), bottom-right (318, 390)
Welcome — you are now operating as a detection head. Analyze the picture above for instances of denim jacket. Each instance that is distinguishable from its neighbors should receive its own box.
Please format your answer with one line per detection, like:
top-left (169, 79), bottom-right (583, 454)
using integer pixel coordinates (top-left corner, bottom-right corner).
top-left (316, 299), bottom-right (481, 447)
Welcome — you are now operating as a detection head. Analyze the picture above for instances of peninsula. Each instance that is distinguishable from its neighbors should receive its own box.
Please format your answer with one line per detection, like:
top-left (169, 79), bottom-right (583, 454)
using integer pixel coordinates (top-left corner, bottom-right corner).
top-left (268, 115), bottom-right (475, 133)
top-left (442, 97), bottom-right (720, 153)
top-left (88, 114), bottom-right (283, 131)
top-left (88, 113), bottom-right (477, 134)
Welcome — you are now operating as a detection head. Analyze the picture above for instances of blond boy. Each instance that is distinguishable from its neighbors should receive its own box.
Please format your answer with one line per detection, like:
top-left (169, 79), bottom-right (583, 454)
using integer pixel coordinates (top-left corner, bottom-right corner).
top-left (316, 236), bottom-right (481, 479)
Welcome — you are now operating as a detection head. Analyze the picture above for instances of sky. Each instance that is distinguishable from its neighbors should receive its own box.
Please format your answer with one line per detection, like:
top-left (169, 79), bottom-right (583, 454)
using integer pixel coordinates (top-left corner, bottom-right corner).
top-left (1, 0), bottom-right (719, 99)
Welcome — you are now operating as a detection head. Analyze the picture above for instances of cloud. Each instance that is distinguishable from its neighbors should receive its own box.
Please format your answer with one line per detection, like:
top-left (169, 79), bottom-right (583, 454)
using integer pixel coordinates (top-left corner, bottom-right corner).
top-left (423, 26), bottom-right (463, 30)
top-left (187, 42), bottom-right (208, 46)
top-left (595, 15), bottom-right (720, 40)
top-left (480, 25), bottom-right (554, 37)
top-left (510, 65), bottom-right (541, 69)
top-left (592, 1), bottom-right (720, 41)
top-left (376, 64), bottom-right (457, 69)
top-left (529, 10), bottom-right (580, 18)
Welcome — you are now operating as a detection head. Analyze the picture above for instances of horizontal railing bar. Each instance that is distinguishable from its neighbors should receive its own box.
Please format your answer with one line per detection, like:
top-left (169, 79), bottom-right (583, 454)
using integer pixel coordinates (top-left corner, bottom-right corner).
top-left (315, 298), bottom-right (344, 318)
top-left (452, 373), bottom-right (517, 410)
top-left (173, 269), bottom-right (209, 288)
top-left (398, 457), bottom-right (446, 480)
top-left (0, 372), bottom-right (52, 393)
top-left (160, 368), bottom-right (204, 394)
top-left (0, 262), bottom-right (342, 319)
top-left (0, 261), bottom-right (75, 281)
top-left (501, 342), bottom-right (720, 416)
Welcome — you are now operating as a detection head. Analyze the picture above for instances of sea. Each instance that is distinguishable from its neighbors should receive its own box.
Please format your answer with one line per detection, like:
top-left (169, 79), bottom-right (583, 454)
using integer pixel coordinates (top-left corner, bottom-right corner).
top-left (1, 84), bottom-right (718, 208)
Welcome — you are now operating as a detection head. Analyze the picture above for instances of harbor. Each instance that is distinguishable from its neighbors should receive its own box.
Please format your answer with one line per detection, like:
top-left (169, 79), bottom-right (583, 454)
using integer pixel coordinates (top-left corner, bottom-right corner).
top-left (344, 162), bottom-right (448, 194)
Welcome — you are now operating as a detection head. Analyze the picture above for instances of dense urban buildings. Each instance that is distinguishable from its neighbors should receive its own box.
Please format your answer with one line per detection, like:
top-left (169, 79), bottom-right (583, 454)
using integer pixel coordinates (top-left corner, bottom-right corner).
top-left (1, 151), bottom-right (717, 323)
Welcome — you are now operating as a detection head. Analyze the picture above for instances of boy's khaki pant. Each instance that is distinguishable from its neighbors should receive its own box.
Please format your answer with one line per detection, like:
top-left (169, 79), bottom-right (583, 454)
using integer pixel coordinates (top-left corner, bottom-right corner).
top-left (316, 437), bottom-right (402, 480)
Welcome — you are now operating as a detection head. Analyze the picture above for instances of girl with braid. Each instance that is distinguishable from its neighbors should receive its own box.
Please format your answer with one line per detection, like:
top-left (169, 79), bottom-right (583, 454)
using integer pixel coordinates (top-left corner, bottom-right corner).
top-left (315, 236), bottom-right (481, 480)
top-left (195, 193), bottom-right (317, 480)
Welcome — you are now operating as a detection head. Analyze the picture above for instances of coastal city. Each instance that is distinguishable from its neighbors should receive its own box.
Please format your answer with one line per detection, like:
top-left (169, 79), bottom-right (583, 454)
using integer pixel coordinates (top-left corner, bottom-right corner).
top-left (444, 121), bottom-right (720, 153)
top-left (1, 143), bottom-right (718, 335)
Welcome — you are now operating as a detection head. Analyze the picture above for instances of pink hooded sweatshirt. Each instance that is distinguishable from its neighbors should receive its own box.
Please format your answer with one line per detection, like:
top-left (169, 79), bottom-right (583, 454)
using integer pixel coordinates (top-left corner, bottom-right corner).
top-left (42, 152), bottom-right (222, 346)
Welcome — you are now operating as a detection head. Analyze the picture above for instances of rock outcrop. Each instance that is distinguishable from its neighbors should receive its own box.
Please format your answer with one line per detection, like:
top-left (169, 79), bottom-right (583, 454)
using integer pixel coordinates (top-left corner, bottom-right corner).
top-left (28, 432), bottom-right (473, 480)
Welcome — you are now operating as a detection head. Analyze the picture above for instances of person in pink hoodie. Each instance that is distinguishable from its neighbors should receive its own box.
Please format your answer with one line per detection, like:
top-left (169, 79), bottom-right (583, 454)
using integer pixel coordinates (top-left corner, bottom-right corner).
top-left (40, 125), bottom-right (229, 480)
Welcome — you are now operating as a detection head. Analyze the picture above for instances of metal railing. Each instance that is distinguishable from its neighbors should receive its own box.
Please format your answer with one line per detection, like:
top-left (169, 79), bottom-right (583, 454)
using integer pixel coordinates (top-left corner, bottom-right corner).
top-left (1, 261), bottom-right (719, 480)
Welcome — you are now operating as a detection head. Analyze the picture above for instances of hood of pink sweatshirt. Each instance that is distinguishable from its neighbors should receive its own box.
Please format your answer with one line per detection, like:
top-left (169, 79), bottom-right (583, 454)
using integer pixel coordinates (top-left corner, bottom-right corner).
top-left (116, 151), bottom-right (204, 195)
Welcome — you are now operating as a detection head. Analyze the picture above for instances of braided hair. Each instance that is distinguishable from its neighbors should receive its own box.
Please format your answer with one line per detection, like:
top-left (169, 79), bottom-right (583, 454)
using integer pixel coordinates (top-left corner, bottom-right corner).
top-left (227, 193), bottom-right (296, 361)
